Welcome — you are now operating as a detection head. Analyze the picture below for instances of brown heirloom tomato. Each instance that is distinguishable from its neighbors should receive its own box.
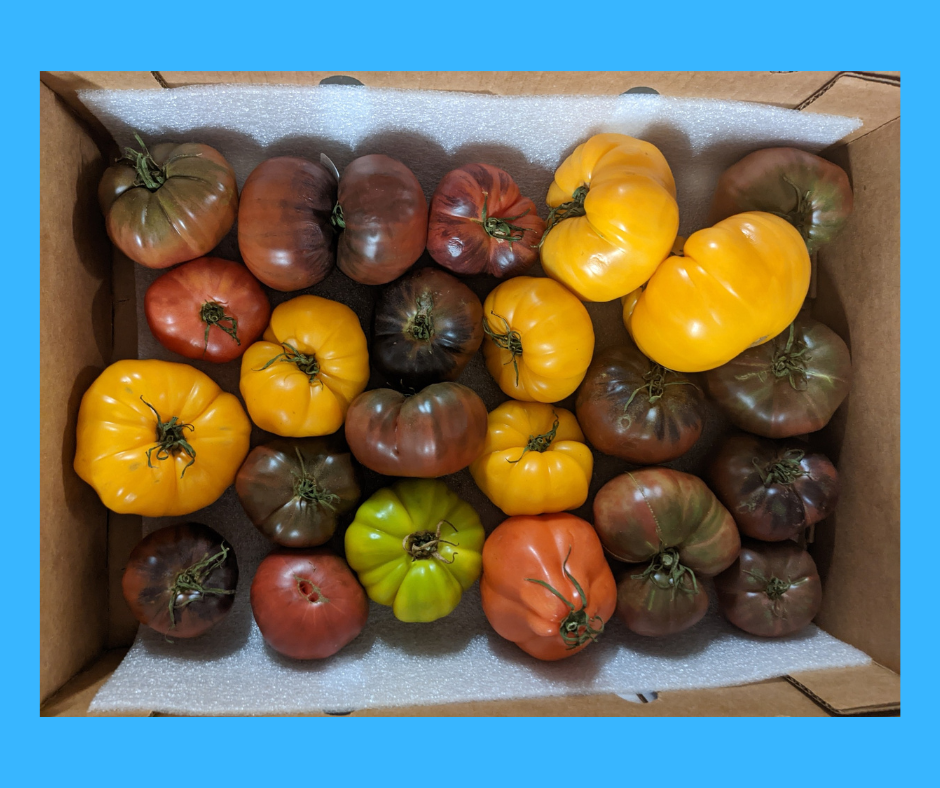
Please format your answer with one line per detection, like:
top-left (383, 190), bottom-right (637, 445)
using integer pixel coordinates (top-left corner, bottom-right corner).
top-left (237, 157), bottom-right (338, 291)
top-left (334, 154), bottom-right (428, 285)
top-left (121, 523), bottom-right (238, 638)
top-left (703, 316), bottom-right (852, 439)
top-left (235, 437), bottom-right (361, 548)
top-left (427, 163), bottom-right (545, 278)
top-left (345, 382), bottom-right (487, 477)
top-left (576, 343), bottom-right (705, 464)
top-left (99, 136), bottom-right (238, 269)
top-left (709, 147), bottom-right (854, 254)
top-left (714, 538), bottom-right (822, 637)
top-left (372, 267), bottom-right (484, 390)
top-left (250, 548), bottom-right (369, 659)
top-left (594, 468), bottom-right (740, 637)
top-left (144, 257), bottom-right (271, 364)
top-left (709, 435), bottom-right (840, 542)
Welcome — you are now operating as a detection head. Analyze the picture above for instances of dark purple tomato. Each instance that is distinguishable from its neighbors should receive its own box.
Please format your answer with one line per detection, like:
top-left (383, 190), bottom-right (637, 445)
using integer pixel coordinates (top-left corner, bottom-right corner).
top-left (709, 434), bottom-right (840, 542)
top-left (576, 343), bottom-right (705, 464)
top-left (615, 561), bottom-right (709, 638)
top-left (121, 523), bottom-right (238, 638)
top-left (372, 266), bottom-right (484, 391)
top-left (235, 437), bottom-right (361, 548)
top-left (714, 538), bottom-right (823, 637)
top-left (703, 315), bottom-right (852, 439)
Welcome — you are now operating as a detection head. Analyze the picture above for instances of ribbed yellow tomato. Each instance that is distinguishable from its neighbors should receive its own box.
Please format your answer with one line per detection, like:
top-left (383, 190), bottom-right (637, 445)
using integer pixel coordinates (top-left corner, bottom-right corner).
top-left (470, 401), bottom-right (593, 516)
top-left (74, 359), bottom-right (251, 516)
top-left (541, 133), bottom-right (679, 302)
top-left (240, 295), bottom-right (369, 436)
top-left (482, 276), bottom-right (595, 403)
top-left (623, 212), bottom-right (811, 373)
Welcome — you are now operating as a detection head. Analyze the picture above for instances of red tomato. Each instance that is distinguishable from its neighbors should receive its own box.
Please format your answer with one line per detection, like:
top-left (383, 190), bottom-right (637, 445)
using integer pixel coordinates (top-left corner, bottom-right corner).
top-left (144, 257), bottom-right (271, 363)
top-left (250, 548), bottom-right (369, 660)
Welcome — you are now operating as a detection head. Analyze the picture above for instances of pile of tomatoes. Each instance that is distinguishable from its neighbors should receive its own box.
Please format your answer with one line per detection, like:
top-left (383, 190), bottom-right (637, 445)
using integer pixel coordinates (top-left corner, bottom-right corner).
top-left (78, 132), bottom-right (855, 663)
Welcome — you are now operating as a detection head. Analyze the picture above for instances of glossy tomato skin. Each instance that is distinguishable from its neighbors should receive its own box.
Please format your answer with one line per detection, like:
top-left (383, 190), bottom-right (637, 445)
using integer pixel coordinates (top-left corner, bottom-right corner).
top-left (121, 523), bottom-right (238, 638)
top-left (372, 267), bottom-right (483, 391)
top-left (237, 157), bottom-right (337, 291)
top-left (709, 147), bottom-right (854, 254)
top-left (235, 437), bottom-right (361, 548)
top-left (575, 343), bottom-right (705, 464)
top-left (345, 382), bottom-right (488, 477)
top-left (250, 548), bottom-right (369, 659)
top-left (481, 513), bottom-right (616, 661)
top-left (99, 140), bottom-right (238, 269)
top-left (336, 154), bottom-right (428, 285)
top-left (144, 257), bottom-right (271, 364)
top-left (714, 539), bottom-right (822, 637)
top-left (703, 315), bottom-right (852, 439)
top-left (615, 565), bottom-right (708, 637)
top-left (427, 163), bottom-right (544, 278)
top-left (709, 435), bottom-right (840, 542)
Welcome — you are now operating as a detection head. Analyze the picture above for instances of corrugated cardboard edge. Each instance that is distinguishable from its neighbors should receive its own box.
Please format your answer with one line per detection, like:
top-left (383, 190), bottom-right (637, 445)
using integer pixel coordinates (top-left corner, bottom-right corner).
top-left (785, 663), bottom-right (900, 716)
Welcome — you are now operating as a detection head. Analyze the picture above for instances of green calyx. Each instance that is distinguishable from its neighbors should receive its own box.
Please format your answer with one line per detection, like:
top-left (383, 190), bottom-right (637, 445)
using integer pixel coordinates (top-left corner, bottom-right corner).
top-left (754, 448), bottom-right (806, 487)
top-left (403, 519), bottom-right (457, 563)
top-left (123, 133), bottom-right (167, 191)
top-left (257, 342), bottom-right (321, 384)
top-left (540, 185), bottom-right (588, 247)
top-left (770, 177), bottom-right (814, 246)
top-left (632, 547), bottom-right (698, 596)
top-left (620, 362), bottom-right (699, 427)
top-left (526, 548), bottom-right (604, 650)
top-left (408, 293), bottom-right (435, 342)
top-left (471, 191), bottom-right (531, 246)
top-left (168, 543), bottom-right (235, 629)
top-left (508, 413), bottom-right (559, 464)
top-left (199, 301), bottom-right (240, 351)
top-left (140, 396), bottom-right (196, 477)
top-left (330, 202), bottom-right (346, 229)
top-left (483, 311), bottom-right (523, 387)
top-left (744, 568), bottom-right (804, 618)
top-left (770, 323), bottom-right (812, 390)
top-left (291, 447), bottom-right (339, 510)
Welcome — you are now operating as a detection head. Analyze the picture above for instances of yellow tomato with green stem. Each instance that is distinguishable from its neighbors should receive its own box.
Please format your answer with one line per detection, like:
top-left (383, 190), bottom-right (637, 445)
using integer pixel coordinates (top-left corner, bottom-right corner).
top-left (470, 401), bottom-right (593, 516)
top-left (240, 295), bottom-right (370, 436)
top-left (344, 480), bottom-right (485, 623)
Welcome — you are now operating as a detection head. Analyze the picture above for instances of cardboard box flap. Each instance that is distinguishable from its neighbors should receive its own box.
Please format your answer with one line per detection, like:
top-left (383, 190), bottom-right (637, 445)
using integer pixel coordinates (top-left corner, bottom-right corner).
top-left (801, 72), bottom-right (899, 144)
top-left (786, 663), bottom-right (900, 715)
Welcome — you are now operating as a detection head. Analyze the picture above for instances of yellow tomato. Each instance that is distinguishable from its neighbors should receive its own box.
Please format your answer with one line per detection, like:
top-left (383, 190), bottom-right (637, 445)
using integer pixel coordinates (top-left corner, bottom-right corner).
top-left (623, 212), bottom-right (811, 372)
top-left (470, 401), bottom-right (593, 516)
top-left (541, 133), bottom-right (680, 302)
top-left (240, 295), bottom-right (369, 436)
top-left (74, 359), bottom-right (251, 516)
top-left (482, 276), bottom-right (594, 403)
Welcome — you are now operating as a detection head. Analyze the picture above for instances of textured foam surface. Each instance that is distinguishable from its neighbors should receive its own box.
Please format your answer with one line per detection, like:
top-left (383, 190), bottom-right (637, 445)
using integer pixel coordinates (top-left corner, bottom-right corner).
top-left (80, 85), bottom-right (867, 715)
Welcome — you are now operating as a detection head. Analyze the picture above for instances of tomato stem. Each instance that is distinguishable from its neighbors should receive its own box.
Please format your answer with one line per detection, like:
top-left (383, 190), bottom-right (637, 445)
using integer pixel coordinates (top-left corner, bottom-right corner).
top-left (733, 323), bottom-right (813, 391)
top-left (256, 342), bottom-right (322, 384)
top-left (291, 447), bottom-right (340, 510)
top-left (122, 133), bottom-right (167, 191)
top-left (407, 292), bottom-right (435, 342)
top-left (508, 413), bottom-right (559, 464)
top-left (540, 185), bottom-right (588, 247)
top-left (471, 191), bottom-right (532, 246)
top-left (330, 202), bottom-right (346, 230)
top-left (483, 311), bottom-right (523, 387)
top-left (620, 362), bottom-right (699, 427)
top-left (754, 448), bottom-right (807, 487)
top-left (526, 548), bottom-right (604, 649)
top-left (139, 396), bottom-right (197, 477)
top-left (632, 548), bottom-right (699, 596)
top-left (403, 520), bottom-right (457, 563)
top-left (743, 568), bottom-right (807, 618)
top-left (168, 543), bottom-right (235, 629)
top-left (199, 301), bottom-right (240, 352)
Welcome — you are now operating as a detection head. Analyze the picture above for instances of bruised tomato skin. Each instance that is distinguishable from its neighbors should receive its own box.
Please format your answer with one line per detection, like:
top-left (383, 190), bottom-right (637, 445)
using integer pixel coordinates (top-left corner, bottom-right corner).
top-left (250, 548), bottom-right (369, 660)
top-left (122, 523), bottom-right (239, 638)
top-left (237, 157), bottom-right (337, 291)
top-left (345, 383), bottom-right (488, 478)
top-left (615, 565), bottom-right (708, 638)
top-left (427, 163), bottom-right (544, 278)
top-left (145, 257), bottom-right (271, 364)
top-left (709, 435), bottom-right (840, 542)
top-left (335, 155), bottom-right (428, 285)
top-left (714, 539), bottom-right (822, 637)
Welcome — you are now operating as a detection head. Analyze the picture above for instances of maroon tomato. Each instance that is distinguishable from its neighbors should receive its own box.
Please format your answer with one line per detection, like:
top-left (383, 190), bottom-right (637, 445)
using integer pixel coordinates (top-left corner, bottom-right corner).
top-left (709, 435), bottom-right (840, 542)
top-left (121, 523), bottom-right (238, 638)
top-left (144, 256), bottom-right (271, 363)
top-left (334, 154), bottom-right (428, 285)
top-left (344, 382), bottom-right (488, 477)
top-left (250, 548), bottom-right (369, 659)
top-left (427, 163), bottom-right (545, 278)
top-left (714, 538), bottom-right (823, 637)
top-left (703, 315), bottom-right (852, 439)
top-left (575, 343), bottom-right (705, 464)
top-left (237, 156), bottom-right (338, 291)
top-left (615, 562), bottom-right (709, 638)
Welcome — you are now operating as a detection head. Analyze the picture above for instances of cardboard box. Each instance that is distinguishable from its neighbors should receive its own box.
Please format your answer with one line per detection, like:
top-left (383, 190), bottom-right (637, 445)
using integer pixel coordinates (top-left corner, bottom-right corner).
top-left (38, 71), bottom-right (900, 717)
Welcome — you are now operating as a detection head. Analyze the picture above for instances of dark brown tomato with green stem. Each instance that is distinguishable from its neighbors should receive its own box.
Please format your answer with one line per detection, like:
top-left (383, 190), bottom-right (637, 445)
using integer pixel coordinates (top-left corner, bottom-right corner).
top-left (121, 523), bottom-right (239, 638)
top-left (427, 163), bottom-right (545, 278)
top-left (333, 154), bottom-right (428, 285)
top-left (344, 382), bottom-right (488, 477)
top-left (235, 437), bottom-right (362, 548)
top-left (703, 315), bottom-right (852, 439)
top-left (144, 256), bottom-right (271, 364)
top-left (575, 342), bottom-right (705, 464)
top-left (709, 434), bottom-right (840, 542)
top-left (372, 266), bottom-right (484, 391)
top-left (708, 147), bottom-right (854, 254)
top-left (99, 135), bottom-right (238, 269)
top-left (714, 538), bottom-right (822, 637)
top-left (615, 560), bottom-right (709, 637)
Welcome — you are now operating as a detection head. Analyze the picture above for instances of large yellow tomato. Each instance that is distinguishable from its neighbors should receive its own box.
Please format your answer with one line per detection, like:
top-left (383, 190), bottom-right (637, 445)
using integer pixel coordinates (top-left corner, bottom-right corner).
top-left (623, 212), bottom-right (811, 372)
top-left (470, 401), bottom-right (593, 516)
top-left (541, 133), bottom-right (679, 302)
top-left (240, 295), bottom-right (369, 436)
top-left (74, 359), bottom-right (251, 516)
top-left (482, 276), bottom-right (594, 403)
